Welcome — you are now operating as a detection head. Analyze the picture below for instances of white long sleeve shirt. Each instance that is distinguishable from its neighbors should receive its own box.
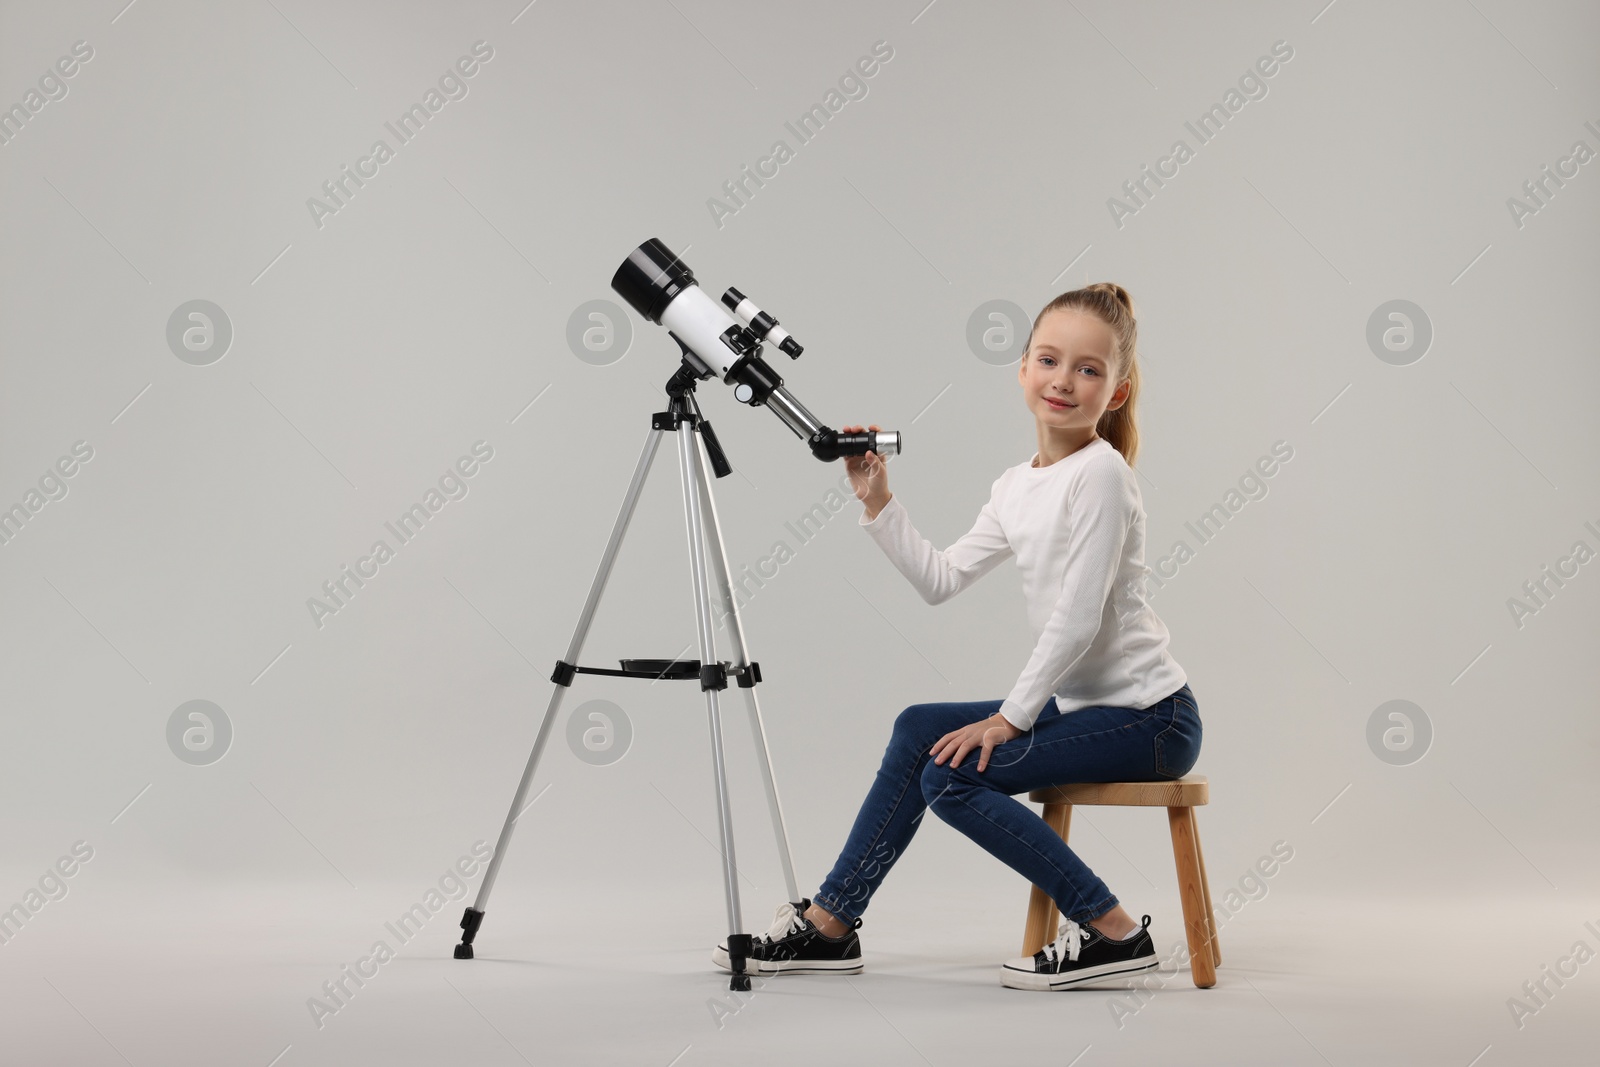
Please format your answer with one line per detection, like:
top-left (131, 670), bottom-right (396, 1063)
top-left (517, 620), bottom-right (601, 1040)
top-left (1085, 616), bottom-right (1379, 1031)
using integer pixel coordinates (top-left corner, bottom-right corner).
top-left (858, 437), bottom-right (1187, 731)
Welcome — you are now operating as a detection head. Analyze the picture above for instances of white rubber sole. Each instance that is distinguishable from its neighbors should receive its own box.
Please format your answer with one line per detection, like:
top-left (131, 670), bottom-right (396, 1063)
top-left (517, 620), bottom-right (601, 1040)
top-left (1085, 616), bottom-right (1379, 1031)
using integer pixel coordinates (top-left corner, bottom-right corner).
top-left (711, 944), bottom-right (863, 975)
top-left (999, 953), bottom-right (1159, 991)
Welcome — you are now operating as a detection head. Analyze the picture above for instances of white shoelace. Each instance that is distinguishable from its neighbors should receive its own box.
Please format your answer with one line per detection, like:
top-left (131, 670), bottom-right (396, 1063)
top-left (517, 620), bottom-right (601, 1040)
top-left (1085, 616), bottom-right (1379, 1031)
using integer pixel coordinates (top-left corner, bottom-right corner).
top-left (1041, 918), bottom-right (1086, 967)
top-left (757, 901), bottom-right (806, 944)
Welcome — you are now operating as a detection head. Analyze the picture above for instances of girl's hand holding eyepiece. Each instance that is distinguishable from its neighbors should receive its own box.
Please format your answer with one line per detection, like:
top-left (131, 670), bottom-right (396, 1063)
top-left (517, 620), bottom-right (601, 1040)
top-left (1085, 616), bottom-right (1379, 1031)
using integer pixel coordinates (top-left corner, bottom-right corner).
top-left (841, 424), bottom-right (892, 520)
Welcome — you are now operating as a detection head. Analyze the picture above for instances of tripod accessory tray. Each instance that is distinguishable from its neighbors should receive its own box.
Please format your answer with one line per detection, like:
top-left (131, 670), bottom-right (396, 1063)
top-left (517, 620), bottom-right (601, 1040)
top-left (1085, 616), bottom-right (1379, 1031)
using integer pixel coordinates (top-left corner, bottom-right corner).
top-left (549, 658), bottom-right (763, 689)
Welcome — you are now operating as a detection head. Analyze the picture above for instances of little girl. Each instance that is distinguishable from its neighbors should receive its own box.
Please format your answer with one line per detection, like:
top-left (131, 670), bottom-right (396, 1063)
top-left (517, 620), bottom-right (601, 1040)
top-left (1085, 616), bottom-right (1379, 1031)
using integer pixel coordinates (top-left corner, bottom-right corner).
top-left (713, 283), bottom-right (1200, 991)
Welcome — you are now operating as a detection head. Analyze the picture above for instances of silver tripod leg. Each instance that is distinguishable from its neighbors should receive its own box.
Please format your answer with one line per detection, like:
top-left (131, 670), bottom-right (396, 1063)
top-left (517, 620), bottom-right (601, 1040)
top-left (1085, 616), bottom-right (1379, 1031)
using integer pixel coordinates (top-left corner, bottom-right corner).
top-left (456, 426), bottom-right (665, 957)
top-left (675, 420), bottom-right (750, 962)
top-left (687, 428), bottom-right (801, 905)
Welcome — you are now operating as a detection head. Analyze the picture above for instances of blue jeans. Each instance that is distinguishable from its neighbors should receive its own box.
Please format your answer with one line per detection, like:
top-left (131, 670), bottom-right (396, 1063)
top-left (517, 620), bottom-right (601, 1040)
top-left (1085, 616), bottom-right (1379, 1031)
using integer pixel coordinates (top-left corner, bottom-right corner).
top-left (813, 684), bottom-right (1201, 926)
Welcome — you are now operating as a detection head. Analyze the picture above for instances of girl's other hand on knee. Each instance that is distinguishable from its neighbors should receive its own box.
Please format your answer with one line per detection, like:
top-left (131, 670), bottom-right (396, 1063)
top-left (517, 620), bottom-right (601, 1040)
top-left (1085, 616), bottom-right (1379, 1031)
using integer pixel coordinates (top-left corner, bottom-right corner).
top-left (930, 713), bottom-right (1024, 772)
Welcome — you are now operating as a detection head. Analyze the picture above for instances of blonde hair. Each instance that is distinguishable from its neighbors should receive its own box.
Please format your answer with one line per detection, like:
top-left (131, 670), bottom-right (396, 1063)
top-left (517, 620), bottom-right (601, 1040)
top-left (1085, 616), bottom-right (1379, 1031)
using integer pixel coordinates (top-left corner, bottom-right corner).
top-left (1023, 283), bottom-right (1142, 467)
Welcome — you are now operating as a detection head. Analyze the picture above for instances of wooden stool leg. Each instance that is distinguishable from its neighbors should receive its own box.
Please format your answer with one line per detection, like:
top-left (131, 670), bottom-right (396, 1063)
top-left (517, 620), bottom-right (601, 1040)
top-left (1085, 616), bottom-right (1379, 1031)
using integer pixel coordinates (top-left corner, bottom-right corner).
top-left (1194, 815), bottom-right (1220, 968)
top-left (1021, 802), bottom-right (1072, 956)
top-left (1167, 805), bottom-right (1216, 988)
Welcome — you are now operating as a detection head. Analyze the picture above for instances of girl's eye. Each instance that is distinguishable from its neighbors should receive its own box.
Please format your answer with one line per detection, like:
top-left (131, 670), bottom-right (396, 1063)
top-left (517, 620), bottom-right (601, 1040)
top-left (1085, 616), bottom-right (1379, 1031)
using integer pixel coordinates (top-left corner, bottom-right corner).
top-left (1080, 366), bottom-right (1098, 376)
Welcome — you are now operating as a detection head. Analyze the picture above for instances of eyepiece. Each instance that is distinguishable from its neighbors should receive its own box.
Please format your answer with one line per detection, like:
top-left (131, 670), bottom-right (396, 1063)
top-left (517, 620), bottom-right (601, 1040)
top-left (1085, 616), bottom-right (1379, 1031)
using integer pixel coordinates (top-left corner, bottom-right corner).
top-left (808, 427), bottom-right (903, 462)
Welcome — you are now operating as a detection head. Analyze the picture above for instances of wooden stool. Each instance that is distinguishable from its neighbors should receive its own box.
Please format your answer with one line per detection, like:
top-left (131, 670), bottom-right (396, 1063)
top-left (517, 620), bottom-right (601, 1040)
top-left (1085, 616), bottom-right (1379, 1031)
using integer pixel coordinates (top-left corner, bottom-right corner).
top-left (1021, 775), bottom-right (1219, 988)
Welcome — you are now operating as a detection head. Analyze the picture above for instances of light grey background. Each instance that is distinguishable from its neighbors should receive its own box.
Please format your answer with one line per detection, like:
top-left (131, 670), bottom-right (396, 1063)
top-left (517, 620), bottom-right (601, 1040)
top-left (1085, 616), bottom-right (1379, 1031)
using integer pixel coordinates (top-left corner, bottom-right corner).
top-left (1, 1), bottom-right (1596, 1065)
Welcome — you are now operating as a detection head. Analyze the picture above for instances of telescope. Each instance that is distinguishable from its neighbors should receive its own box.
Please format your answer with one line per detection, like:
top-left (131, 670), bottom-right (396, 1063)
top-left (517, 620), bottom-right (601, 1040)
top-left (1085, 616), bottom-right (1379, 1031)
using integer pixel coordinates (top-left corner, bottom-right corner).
top-left (611, 238), bottom-right (903, 462)
top-left (454, 239), bottom-right (902, 988)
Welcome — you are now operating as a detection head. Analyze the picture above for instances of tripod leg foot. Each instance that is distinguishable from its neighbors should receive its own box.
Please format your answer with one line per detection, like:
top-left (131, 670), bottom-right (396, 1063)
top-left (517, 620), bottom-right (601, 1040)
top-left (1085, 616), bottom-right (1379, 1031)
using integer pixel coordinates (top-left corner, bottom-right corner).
top-left (455, 907), bottom-right (484, 960)
top-left (724, 932), bottom-right (753, 990)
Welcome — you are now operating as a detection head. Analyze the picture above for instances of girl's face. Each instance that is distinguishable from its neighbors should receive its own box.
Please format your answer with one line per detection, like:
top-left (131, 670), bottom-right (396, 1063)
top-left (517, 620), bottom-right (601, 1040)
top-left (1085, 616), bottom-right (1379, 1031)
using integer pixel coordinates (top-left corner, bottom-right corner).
top-left (1017, 308), bottom-right (1129, 432)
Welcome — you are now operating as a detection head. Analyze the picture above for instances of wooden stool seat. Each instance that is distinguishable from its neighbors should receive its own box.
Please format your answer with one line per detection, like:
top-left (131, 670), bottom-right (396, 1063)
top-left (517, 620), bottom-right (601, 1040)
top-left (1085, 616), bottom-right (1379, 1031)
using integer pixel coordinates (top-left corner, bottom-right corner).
top-left (1030, 777), bottom-right (1209, 808)
top-left (1022, 774), bottom-right (1219, 987)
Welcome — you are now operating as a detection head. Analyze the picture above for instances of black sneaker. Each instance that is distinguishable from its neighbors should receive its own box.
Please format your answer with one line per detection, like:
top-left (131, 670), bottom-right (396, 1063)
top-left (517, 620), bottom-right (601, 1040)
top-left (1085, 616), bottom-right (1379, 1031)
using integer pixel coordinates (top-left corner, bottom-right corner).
top-left (712, 897), bottom-right (864, 975)
top-left (1000, 914), bottom-right (1158, 990)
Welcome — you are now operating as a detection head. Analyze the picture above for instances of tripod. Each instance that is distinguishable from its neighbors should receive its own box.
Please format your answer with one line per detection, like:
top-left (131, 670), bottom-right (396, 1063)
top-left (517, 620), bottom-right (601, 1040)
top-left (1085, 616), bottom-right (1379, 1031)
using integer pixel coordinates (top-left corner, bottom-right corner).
top-left (455, 355), bottom-right (801, 990)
